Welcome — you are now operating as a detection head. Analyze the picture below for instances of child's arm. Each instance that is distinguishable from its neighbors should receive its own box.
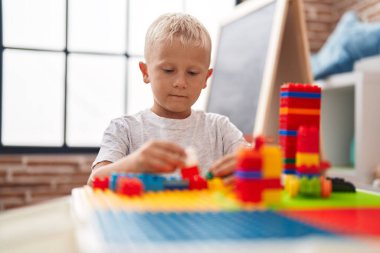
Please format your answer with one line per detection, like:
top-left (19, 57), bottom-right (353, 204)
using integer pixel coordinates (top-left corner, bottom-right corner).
top-left (88, 140), bottom-right (186, 185)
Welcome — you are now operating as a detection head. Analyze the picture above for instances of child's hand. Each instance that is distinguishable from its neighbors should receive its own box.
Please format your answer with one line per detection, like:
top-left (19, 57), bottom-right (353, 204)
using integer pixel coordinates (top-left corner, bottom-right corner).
top-left (209, 153), bottom-right (236, 185)
top-left (130, 140), bottom-right (186, 173)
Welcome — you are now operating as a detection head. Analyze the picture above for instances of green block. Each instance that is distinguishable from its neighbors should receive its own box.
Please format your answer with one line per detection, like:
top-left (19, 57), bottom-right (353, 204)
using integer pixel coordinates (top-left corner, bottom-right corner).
top-left (206, 171), bottom-right (214, 180)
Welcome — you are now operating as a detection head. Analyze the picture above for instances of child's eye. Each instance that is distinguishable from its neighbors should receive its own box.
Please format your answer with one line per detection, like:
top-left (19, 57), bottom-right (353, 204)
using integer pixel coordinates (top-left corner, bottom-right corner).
top-left (163, 69), bottom-right (174, 73)
top-left (188, 71), bottom-right (199, 76)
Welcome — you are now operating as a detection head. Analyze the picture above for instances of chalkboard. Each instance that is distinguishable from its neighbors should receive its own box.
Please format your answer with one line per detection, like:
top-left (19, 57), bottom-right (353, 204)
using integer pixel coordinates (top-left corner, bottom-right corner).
top-left (206, 1), bottom-right (277, 135)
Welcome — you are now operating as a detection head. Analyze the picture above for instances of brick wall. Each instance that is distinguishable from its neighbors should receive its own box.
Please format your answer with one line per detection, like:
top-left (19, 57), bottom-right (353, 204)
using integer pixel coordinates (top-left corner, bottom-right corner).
top-left (304, 0), bottom-right (380, 52)
top-left (0, 155), bottom-right (95, 210)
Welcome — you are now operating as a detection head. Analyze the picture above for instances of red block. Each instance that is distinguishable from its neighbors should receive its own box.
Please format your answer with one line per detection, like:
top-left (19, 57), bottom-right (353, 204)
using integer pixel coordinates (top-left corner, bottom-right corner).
top-left (296, 165), bottom-right (321, 174)
top-left (279, 136), bottom-right (297, 159)
top-left (189, 175), bottom-right (208, 190)
top-left (284, 163), bottom-right (296, 169)
top-left (117, 177), bottom-right (143, 196)
top-left (282, 145), bottom-right (297, 157)
top-left (279, 115), bottom-right (320, 131)
top-left (181, 165), bottom-right (199, 179)
top-left (93, 176), bottom-right (109, 190)
top-left (254, 136), bottom-right (265, 150)
top-left (235, 178), bottom-right (282, 203)
top-left (280, 98), bottom-right (321, 109)
top-left (235, 179), bottom-right (262, 203)
top-left (236, 149), bottom-right (262, 170)
top-left (281, 83), bottom-right (321, 93)
top-left (261, 178), bottom-right (282, 189)
top-left (297, 126), bottom-right (319, 153)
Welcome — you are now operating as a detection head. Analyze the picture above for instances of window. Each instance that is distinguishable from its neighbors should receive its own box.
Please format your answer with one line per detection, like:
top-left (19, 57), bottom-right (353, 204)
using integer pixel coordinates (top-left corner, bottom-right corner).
top-left (0, 0), bottom-right (236, 153)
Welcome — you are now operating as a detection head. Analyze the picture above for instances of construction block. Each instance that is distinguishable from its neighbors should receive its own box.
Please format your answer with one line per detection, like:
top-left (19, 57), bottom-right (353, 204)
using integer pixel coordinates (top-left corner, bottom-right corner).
top-left (263, 189), bottom-right (282, 204)
top-left (207, 178), bottom-right (225, 192)
top-left (328, 177), bottom-right (356, 192)
top-left (109, 173), bottom-right (119, 191)
top-left (260, 178), bottom-right (282, 189)
top-left (93, 176), bottom-right (109, 191)
top-left (280, 97), bottom-right (321, 109)
top-left (321, 177), bottom-right (332, 198)
top-left (235, 170), bottom-right (262, 179)
top-left (261, 146), bottom-right (283, 178)
top-left (236, 148), bottom-right (262, 170)
top-left (297, 126), bottom-right (319, 153)
top-left (279, 108), bottom-right (320, 116)
top-left (280, 91), bottom-right (321, 99)
top-left (206, 171), bottom-right (214, 180)
top-left (163, 177), bottom-right (189, 190)
top-left (296, 153), bottom-right (319, 167)
top-left (181, 165), bottom-right (200, 179)
top-left (235, 180), bottom-right (262, 203)
top-left (254, 135), bottom-right (265, 150)
top-left (117, 177), bottom-right (143, 196)
top-left (284, 169), bottom-right (296, 175)
top-left (296, 165), bottom-right (320, 175)
top-left (138, 174), bottom-right (165, 191)
top-left (279, 114), bottom-right (320, 130)
top-left (283, 158), bottom-right (296, 164)
top-left (189, 175), bottom-right (208, 190)
top-left (278, 129), bottom-right (297, 136)
top-left (281, 82), bottom-right (321, 94)
top-left (299, 176), bottom-right (320, 197)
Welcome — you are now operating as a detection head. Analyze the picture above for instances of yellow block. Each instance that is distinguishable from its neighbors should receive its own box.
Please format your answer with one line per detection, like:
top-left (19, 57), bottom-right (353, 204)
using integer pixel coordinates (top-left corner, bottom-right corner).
top-left (263, 189), bottom-right (282, 204)
top-left (261, 146), bottom-right (283, 178)
top-left (296, 153), bottom-right (319, 167)
top-left (208, 178), bottom-right (226, 192)
top-left (280, 108), bottom-right (320, 115)
top-left (284, 175), bottom-right (296, 193)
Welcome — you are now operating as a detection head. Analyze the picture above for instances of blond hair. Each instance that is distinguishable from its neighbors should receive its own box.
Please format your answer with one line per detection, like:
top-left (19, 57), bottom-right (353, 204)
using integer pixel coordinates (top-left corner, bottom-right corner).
top-left (144, 13), bottom-right (212, 61)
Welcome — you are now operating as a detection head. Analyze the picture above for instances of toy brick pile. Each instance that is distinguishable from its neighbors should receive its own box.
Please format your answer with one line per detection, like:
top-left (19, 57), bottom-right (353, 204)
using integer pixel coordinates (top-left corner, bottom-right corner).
top-left (92, 148), bottom-right (208, 197)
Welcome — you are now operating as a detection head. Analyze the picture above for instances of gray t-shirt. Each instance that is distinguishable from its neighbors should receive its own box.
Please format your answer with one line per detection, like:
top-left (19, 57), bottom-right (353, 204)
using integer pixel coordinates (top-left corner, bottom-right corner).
top-left (93, 109), bottom-right (246, 176)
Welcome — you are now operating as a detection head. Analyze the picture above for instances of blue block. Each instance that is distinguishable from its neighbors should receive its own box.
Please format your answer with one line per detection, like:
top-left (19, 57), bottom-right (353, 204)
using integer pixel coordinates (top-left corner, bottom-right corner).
top-left (109, 173), bottom-right (119, 191)
top-left (279, 130), bottom-right (298, 136)
top-left (284, 169), bottom-right (296, 175)
top-left (235, 171), bottom-right (262, 179)
top-left (138, 174), bottom-right (165, 191)
top-left (280, 91), bottom-right (321, 99)
top-left (163, 178), bottom-right (189, 190)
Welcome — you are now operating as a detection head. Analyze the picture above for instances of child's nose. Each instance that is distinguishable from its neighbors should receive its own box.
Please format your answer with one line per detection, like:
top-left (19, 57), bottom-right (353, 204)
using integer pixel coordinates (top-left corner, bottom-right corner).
top-left (173, 73), bottom-right (187, 88)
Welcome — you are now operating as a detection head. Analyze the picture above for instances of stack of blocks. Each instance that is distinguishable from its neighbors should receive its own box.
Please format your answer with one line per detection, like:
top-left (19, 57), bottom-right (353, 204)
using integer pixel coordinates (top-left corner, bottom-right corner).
top-left (234, 137), bottom-right (283, 204)
top-left (279, 83), bottom-right (321, 175)
top-left (279, 83), bottom-right (331, 198)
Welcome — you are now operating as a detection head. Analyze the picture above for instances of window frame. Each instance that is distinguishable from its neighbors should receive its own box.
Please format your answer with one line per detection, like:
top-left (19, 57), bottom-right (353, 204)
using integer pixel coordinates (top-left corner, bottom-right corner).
top-left (0, 0), bottom-right (240, 154)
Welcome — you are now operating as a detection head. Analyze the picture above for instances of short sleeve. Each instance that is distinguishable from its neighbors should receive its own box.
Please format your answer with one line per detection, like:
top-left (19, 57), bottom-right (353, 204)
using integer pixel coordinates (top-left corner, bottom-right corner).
top-left (92, 118), bottom-right (130, 169)
top-left (219, 116), bottom-right (248, 154)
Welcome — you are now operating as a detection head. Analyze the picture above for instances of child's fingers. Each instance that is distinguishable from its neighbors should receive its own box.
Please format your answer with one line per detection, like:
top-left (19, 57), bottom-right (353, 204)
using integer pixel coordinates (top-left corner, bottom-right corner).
top-left (209, 154), bottom-right (236, 177)
top-left (223, 175), bottom-right (235, 185)
top-left (138, 146), bottom-right (184, 173)
top-left (212, 158), bottom-right (236, 177)
top-left (149, 147), bottom-right (185, 167)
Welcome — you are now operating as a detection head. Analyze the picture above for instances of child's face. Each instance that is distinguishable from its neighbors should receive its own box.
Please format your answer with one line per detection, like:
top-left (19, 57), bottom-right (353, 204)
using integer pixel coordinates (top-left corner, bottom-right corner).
top-left (139, 37), bottom-right (213, 119)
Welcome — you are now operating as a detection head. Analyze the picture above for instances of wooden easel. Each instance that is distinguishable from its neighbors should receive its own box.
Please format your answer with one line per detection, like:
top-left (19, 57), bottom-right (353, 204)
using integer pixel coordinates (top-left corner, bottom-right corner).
top-left (254, 0), bottom-right (313, 142)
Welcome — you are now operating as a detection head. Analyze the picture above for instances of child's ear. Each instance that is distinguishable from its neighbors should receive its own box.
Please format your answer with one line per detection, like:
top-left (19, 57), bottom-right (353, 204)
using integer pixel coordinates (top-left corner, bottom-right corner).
top-left (203, 68), bottom-right (213, 88)
top-left (139, 61), bottom-right (150, 83)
